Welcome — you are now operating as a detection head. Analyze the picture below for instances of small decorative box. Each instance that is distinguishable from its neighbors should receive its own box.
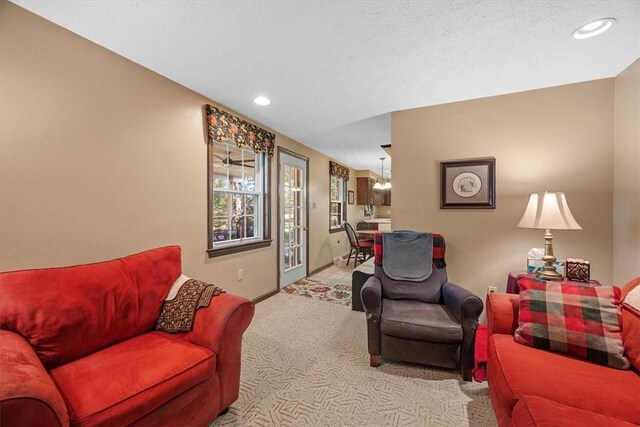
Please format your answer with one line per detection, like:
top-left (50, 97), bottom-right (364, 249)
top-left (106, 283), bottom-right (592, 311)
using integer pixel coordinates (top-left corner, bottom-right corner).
top-left (527, 257), bottom-right (564, 275)
top-left (565, 258), bottom-right (590, 282)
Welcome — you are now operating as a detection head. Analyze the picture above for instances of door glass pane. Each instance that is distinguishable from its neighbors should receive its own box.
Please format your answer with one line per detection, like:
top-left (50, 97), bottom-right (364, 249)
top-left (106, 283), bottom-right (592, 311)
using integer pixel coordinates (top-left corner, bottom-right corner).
top-left (284, 187), bottom-right (292, 208)
top-left (295, 227), bottom-right (302, 246)
top-left (293, 244), bottom-right (298, 267)
top-left (295, 188), bottom-right (302, 207)
top-left (284, 248), bottom-right (291, 269)
top-left (283, 163), bottom-right (305, 272)
top-left (284, 226), bottom-right (291, 246)
top-left (296, 168), bottom-right (303, 190)
top-left (296, 246), bottom-right (303, 267)
top-left (284, 165), bottom-right (292, 187)
top-left (295, 207), bottom-right (302, 226)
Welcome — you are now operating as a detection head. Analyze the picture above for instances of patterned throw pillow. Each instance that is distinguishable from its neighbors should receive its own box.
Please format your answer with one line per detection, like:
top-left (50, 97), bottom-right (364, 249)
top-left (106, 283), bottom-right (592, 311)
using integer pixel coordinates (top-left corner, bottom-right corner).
top-left (514, 277), bottom-right (630, 370)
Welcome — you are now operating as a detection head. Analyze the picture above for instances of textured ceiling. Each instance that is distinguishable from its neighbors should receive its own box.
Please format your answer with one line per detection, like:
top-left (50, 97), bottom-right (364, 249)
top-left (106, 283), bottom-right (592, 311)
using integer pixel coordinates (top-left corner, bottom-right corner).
top-left (10, 0), bottom-right (640, 173)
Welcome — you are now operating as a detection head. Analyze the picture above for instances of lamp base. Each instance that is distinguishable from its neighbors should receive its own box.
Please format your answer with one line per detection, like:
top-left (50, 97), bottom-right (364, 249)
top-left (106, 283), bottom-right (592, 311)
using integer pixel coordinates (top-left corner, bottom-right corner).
top-left (538, 269), bottom-right (563, 281)
top-left (538, 228), bottom-right (563, 281)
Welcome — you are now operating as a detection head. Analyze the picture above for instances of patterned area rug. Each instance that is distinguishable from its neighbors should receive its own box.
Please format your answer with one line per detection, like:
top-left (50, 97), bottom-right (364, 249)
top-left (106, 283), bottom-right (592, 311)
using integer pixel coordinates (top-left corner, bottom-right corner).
top-left (211, 293), bottom-right (497, 427)
top-left (281, 277), bottom-right (351, 306)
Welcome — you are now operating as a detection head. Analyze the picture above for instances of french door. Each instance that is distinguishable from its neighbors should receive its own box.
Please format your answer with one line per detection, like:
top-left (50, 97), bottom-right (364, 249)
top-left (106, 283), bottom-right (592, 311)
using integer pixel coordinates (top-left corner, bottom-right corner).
top-left (278, 149), bottom-right (308, 288)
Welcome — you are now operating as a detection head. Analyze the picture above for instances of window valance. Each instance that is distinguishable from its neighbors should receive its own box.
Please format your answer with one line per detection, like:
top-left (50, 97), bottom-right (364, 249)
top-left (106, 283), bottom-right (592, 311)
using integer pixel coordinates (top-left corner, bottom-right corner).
top-left (329, 161), bottom-right (350, 181)
top-left (205, 104), bottom-right (275, 158)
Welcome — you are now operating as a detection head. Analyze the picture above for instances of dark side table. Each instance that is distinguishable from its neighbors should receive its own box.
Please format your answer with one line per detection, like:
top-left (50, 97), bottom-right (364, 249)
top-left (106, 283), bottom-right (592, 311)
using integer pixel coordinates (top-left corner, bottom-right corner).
top-left (352, 258), bottom-right (375, 311)
top-left (507, 271), bottom-right (601, 294)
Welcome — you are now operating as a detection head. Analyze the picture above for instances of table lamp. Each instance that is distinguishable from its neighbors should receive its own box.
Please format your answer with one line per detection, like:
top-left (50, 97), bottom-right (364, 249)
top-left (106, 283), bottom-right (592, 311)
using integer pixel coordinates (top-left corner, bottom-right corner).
top-left (517, 192), bottom-right (582, 280)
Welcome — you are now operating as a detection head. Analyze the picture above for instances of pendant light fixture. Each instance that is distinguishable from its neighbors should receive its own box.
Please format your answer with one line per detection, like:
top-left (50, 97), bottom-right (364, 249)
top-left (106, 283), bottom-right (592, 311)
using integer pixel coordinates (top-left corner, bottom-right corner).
top-left (373, 157), bottom-right (391, 189)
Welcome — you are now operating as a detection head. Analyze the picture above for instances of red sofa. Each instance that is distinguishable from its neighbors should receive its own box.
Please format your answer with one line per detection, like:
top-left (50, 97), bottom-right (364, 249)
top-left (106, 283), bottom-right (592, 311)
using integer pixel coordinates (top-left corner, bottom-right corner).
top-left (0, 246), bottom-right (254, 427)
top-left (486, 278), bottom-right (640, 426)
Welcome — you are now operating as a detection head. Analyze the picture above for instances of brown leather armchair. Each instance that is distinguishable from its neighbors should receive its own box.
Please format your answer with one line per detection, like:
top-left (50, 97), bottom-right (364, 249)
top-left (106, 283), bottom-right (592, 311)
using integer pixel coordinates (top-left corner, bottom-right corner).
top-left (361, 236), bottom-right (483, 381)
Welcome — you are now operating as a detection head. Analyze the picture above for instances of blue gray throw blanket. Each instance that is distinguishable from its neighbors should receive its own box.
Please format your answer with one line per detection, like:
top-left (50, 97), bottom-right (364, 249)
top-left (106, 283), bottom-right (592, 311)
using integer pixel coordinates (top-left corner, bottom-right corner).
top-left (382, 231), bottom-right (433, 281)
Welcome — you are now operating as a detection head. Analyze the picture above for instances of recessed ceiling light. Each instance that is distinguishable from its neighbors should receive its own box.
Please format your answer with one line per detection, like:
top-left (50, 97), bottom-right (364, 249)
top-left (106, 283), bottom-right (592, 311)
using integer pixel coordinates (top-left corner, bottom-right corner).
top-left (253, 96), bottom-right (271, 106)
top-left (572, 18), bottom-right (616, 40)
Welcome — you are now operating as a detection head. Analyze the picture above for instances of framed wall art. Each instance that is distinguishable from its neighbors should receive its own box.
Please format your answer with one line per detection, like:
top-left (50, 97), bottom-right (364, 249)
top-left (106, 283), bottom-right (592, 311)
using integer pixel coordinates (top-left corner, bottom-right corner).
top-left (440, 158), bottom-right (495, 209)
top-left (347, 190), bottom-right (355, 205)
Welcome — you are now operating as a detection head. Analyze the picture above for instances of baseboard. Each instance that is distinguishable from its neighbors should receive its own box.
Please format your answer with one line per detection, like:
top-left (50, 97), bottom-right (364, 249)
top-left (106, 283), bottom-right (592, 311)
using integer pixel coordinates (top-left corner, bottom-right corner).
top-left (308, 262), bottom-right (333, 276)
top-left (308, 254), bottom-right (350, 276)
top-left (252, 289), bottom-right (279, 304)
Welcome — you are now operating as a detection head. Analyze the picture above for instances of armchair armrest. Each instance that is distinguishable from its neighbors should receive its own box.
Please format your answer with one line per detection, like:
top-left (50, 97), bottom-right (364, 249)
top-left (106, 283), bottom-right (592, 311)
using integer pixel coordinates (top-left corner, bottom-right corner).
top-left (442, 282), bottom-right (483, 324)
top-left (442, 282), bottom-right (483, 370)
top-left (183, 293), bottom-right (254, 412)
top-left (361, 276), bottom-right (382, 318)
top-left (0, 330), bottom-right (68, 427)
top-left (361, 277), bottom-right (382, 357)
top-left (486, 292), bottom-right (520, 337)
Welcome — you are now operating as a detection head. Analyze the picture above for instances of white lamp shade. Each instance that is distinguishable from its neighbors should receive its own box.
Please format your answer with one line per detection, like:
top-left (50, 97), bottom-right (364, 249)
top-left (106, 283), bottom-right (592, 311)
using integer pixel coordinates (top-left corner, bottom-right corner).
top-left (517, 192), bottom-right (582, 230)
top-left (373, 182), bottom-right (383, 189)
top-left (382, 181), bottom-right (392, 189)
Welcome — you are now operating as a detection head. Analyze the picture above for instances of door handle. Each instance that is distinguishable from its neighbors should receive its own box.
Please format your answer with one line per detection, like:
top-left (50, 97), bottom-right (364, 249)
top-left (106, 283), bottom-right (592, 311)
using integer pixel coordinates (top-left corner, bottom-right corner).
top-left (303, 227), bottom-right (309, 231)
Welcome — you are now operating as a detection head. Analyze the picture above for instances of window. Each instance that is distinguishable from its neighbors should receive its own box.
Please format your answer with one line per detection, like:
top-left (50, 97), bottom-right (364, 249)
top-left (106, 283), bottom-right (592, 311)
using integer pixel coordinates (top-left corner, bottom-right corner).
top-left (330, 175), bottom-right (346, 231)
top-left (208, 141), bottom-right (271, 256)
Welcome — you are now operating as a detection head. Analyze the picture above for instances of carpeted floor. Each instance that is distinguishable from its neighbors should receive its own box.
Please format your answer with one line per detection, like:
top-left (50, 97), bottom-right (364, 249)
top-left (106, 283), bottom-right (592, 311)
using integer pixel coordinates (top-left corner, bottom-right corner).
top-left (211, 292), bottom-right (497, 426)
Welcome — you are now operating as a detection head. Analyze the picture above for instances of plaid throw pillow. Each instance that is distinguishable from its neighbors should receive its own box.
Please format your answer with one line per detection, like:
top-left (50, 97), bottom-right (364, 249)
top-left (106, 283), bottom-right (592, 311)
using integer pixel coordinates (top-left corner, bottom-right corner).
top-left (514, 277), bottom-right (630, 370)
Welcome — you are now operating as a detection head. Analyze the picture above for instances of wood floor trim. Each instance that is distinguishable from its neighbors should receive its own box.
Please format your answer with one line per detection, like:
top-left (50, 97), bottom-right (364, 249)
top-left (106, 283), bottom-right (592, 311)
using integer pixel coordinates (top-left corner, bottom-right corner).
top-left (252, 289), bottom-right (279, 304)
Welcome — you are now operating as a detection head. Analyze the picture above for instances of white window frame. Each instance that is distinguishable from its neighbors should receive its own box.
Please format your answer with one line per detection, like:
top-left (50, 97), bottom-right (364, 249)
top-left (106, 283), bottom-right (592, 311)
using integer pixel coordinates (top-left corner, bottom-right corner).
top-left (208, 141), bottom-right (271, 257)
top-left (330, 175), bottom-right (346, 231)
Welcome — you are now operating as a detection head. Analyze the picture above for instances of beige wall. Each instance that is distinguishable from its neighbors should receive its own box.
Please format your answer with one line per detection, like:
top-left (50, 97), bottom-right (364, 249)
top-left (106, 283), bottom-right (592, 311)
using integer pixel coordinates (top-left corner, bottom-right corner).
top-left (613, 59), bottom-right (640, 285)
top-left (392, 80), bottom-right (615, 300)
top-left (0, 1), bottom-right (354, 300)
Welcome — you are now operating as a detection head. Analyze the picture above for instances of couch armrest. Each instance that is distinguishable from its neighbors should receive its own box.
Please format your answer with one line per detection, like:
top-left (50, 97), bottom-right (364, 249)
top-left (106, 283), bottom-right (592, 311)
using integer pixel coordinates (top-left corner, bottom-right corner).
top-left (0, 330), bottom-right (68, 427)
top-left (183, 293), bottom-right (254, 412)
top-left (486, 292), bottom-right (520, 337)
top-left (442, 282), bottom-right (483, 370)
top-left (361, 277), bottom-right (382, 356)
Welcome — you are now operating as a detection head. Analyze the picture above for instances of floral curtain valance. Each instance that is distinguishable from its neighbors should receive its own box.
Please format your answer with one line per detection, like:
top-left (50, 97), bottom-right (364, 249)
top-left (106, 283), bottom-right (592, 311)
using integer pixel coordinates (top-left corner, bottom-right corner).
top-left (329, 161), bottom-right (350, 181)
top-left (205, 104), bottom-right (275, 158)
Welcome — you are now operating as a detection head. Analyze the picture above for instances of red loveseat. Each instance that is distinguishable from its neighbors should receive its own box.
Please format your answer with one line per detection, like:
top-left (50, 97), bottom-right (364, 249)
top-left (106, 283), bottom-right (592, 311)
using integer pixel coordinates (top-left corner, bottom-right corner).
top-left (486, 278), bottom-right (640, 426)
top-left (0, 246), bottom-right (254, 427)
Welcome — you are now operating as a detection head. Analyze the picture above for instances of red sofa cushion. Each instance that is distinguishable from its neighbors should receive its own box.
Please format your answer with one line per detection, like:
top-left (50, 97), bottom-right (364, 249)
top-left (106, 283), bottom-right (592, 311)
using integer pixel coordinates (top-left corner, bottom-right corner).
top-left (488, 334), bottom-right (640, 425)
top-left (0, 246), bottom-right (181, 368)
top-left (515, 278), bottom-right (629, 369)
top-left (49, 332), bottom-right (215, 426)
top-left (512, 395), bottom-right (638, 427)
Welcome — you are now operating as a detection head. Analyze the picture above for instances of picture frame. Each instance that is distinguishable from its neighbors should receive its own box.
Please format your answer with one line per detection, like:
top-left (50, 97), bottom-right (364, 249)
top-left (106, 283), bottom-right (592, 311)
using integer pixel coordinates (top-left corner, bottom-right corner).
top-left (347, 190), bottom-right (355, 205)
top-left (440, 157), bottom-right (495, 209)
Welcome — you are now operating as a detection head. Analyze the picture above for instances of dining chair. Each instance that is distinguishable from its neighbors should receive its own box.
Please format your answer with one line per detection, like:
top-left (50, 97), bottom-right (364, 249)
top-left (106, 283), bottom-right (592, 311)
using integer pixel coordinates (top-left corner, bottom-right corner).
top-left (343, 222), bottom-right (373, 267)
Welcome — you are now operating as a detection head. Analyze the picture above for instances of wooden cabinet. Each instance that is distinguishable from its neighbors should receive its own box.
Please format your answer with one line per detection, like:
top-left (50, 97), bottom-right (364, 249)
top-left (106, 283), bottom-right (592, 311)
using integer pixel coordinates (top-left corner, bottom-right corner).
top-left (382, 188), bottom-right (391, 206)
top-left (374, 188), bottom-right (391, 206)
top-left (357, 177), bottom-right (391, 206)
top-left (373, 188), bottom-right (384, 206)
top-left (357, 177), bottom-right (376, 205)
